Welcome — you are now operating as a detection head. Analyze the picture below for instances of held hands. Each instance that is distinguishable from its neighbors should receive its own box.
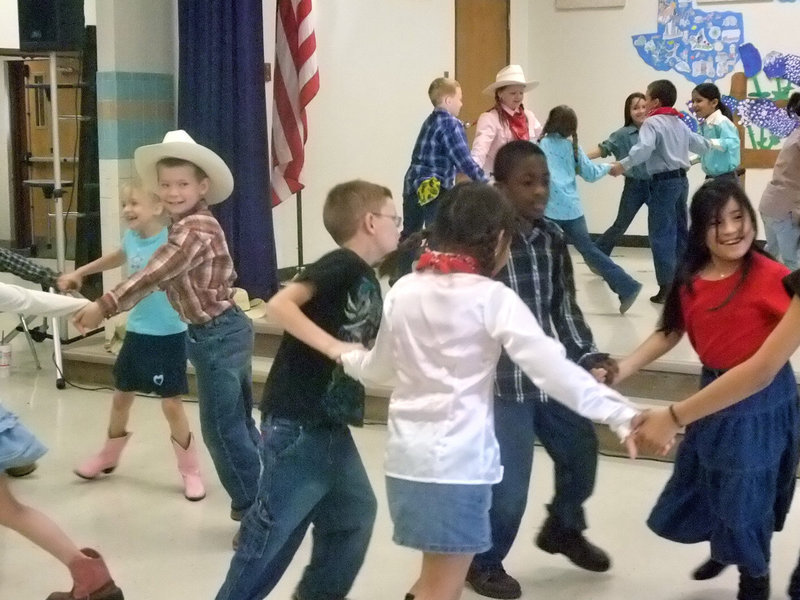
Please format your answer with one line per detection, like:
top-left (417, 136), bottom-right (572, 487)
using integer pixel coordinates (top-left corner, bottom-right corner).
top-left (325, 340), bottom-right (366, 363)
top-left (57, 272), bottom-right (83, 293)
top-left (72, 302), bottom-right (105, 335)
top-left (583, 354), bottom-right (619, 384)
top-left (609, 162), bottom-right (625, 177)
top-left (631, 408), bottom-right (679, 456)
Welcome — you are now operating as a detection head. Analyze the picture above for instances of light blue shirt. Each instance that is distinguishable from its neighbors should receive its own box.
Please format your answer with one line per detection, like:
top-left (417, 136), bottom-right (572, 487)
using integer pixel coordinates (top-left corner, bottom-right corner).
top-left (122, 228), bottom-right (187, 336)
top-left (540, 134), bottom-right (611, 221)
top-left (698, 110), bottom-right (741, 176)
top-left (620, 113), bottom-right (712, 175)
top-left (598, 125), bottom-right (650, 181)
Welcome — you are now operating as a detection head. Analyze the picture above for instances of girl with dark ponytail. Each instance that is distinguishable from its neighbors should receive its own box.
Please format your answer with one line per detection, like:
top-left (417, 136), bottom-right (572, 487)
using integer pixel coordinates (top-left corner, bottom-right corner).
top-left (538, 105), bottom-right (643, 313)
top-left (691, 83), bottom-right (741, 182)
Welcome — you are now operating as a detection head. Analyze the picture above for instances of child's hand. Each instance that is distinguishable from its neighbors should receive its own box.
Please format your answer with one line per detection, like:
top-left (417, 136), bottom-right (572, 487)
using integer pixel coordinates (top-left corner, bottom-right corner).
top-left (609, 162), bottom-right (624, 177)
top-left (57, 272), bottom-right (83, 292)
top-left (326, 341), bottom-right (365, 363)
top-left (72, 302), bottom-right (105, 335)
top-left (589, 367), bottom-right (608, 383)
top-left (633, 407), bottom-right (679, 456)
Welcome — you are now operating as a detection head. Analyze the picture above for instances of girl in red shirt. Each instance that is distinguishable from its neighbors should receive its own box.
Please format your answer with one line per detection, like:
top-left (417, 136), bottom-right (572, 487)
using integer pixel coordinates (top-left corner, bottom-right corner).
top-left (615, 179), bottom-right (799, 600)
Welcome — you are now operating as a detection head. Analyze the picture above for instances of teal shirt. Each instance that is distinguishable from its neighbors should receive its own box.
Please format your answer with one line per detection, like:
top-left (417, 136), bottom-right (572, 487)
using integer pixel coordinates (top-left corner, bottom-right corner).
top-left (122, 228), bottom-right (187, 336)
top-left (598, 125), bottom-right (650, 180)
top-left (540, 134), bottom-right (611, 221)
top-left (698, 110), bottom-right (740, 176)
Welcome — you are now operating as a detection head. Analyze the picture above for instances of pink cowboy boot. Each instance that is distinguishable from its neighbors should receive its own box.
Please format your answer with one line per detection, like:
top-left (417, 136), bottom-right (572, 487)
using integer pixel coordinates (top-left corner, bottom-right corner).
top-left (171, 433), bottom-right (206, 501)
top-left (74, 433), bottom-right (131, 480)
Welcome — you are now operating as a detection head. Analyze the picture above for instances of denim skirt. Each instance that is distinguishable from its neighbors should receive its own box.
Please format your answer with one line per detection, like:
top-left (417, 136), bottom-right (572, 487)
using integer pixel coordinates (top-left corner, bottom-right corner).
top-left (386, 476), bottom-right (492, 554)
top-left (0, 404), bottom-right (47, 470)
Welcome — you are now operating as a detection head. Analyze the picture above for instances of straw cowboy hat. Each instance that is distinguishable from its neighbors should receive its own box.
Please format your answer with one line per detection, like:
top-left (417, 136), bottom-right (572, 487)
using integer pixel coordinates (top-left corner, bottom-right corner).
top-left (482, 64), bottom-right (539, 96)
top-left (232, 287), bottom-right (268, 320)
top-left (134, 130), bottom-right (234, 205)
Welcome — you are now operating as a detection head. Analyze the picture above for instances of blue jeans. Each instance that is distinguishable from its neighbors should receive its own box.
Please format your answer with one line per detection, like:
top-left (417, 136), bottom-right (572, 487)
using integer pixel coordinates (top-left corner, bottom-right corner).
top-left (647, 176), bottom-right (689, 287)
top-left (187, 306), bottom-right (260, 513)
top-left (595, 178), bottom-right (651, 255)
top-left (472, 397), bottom-right (599, 571)
top-left (551, 216), bottom-right (640, 299)
top-left (394, 193), bottom-right (441, 282)
top-left (762, 213), bottom-right (800, 271)
top-left (216, 417), bottom-right (377, 600)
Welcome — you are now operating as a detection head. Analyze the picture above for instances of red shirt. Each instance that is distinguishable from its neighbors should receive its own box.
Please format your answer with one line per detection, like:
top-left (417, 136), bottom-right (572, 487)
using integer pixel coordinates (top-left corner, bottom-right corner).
top-left (681, 252), bottom-right (791, 370)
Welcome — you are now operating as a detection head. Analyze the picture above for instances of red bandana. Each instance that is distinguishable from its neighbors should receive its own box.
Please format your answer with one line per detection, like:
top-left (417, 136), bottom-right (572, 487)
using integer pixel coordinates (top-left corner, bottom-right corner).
top-left (648, 107), bottom-right (683, 118)
top-left (496, 103), bottom-right (530, 141)
top-left (415, 250), bottom-right (480, 275)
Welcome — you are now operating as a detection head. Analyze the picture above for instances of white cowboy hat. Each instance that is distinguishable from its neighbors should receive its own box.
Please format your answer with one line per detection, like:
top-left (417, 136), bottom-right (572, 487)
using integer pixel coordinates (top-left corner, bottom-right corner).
top-left (134, 130), bottom-right (234, 205)
top-left (482, 64), bottom-right (539, 96)
top-left (232, 287), bottom-right (268, 320)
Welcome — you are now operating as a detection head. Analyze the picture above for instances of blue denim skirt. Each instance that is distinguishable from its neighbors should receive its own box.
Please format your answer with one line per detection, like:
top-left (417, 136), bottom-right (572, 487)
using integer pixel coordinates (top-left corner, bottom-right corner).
top-left (386, 476), bottom-right (492, 554)
top-left (0, 404), bottom-right (47, 470)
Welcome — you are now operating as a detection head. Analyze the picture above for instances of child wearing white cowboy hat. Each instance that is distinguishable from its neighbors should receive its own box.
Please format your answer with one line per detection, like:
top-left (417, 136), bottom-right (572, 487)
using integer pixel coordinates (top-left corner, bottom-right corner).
top-left (471, 65), bottom-right (543, 175)
top-left (72, 130), bottom-right (261, 546)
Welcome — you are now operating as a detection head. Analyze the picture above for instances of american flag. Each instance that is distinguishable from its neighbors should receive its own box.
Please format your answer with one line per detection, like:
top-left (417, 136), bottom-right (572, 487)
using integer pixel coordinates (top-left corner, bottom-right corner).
top-left (271, 0), bottom-right (320, 206)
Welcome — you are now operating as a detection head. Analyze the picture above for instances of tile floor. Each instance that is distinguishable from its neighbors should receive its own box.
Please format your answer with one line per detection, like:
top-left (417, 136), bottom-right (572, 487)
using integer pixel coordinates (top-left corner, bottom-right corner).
top-left (2, 249), bottom-right (800, 599)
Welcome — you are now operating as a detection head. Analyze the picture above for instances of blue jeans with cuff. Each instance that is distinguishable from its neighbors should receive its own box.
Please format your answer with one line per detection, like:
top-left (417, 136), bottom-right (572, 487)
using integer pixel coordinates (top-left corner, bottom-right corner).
top-left (216, 416), bottom-right (377, 600)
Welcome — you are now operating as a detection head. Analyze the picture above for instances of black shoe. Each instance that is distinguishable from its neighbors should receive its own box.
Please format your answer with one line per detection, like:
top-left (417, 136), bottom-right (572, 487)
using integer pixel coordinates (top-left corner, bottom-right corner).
top-left (649, 286), bottom-right (668, 304)
top-left (5, 462), bottom-right (38, 477)
top-left (465, 565), bottom-right (522, 599)
top-left (788, 559), bottom-right (800, 599)
top-left (737, 568), bottom-right (769, 600)
top-left (535, 516), bottom-right (611, 572)
top-left (692, 557), bottom-right (728, 580)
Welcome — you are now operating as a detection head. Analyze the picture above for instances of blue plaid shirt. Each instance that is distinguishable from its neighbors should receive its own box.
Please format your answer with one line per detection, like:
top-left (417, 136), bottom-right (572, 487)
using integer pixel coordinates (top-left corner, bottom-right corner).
top-left (0, 247), bottom-right (58, 289)
top-left (403, 108), bottom-right (487, 199)
top-left (494, 218), bottom-right (600, 403)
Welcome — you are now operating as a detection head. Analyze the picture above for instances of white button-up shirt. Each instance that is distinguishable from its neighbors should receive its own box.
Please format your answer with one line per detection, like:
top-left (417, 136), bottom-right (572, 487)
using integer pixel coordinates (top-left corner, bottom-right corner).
top-left (342, 271), bottom-right (638, 485)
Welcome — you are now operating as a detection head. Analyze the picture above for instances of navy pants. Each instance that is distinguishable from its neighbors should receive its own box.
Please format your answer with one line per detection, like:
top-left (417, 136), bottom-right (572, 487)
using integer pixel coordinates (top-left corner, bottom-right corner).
top-left (472, 397), bottom-right (599, 571)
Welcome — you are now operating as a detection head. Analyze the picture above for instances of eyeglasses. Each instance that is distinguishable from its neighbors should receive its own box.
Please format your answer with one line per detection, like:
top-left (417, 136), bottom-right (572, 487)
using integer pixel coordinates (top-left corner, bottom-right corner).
top-left (371, 212), bottom-right (403, 227)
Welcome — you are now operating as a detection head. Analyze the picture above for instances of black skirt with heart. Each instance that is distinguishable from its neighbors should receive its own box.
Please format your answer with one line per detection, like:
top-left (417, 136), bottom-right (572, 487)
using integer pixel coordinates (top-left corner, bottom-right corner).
top-left (113, 330), bottom-right (189, 397)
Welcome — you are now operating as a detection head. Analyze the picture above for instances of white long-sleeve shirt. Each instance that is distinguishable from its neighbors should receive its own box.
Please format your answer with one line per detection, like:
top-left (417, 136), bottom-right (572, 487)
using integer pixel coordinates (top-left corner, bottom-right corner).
top-left (341, 271), bottom-right (638, 485)
top-left (0, 283), bottom-right (88, 318)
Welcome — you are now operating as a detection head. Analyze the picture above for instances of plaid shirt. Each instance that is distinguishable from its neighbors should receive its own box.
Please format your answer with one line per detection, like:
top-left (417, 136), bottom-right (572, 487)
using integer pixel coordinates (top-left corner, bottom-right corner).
top-left (97, 202), bottom-right (236, 324)
top-left (0, 247), bottom-right (58, 289)
top-left (495, 218), bottom-right (600, 403)
top-left (402, 108), bottom-right (487, 198)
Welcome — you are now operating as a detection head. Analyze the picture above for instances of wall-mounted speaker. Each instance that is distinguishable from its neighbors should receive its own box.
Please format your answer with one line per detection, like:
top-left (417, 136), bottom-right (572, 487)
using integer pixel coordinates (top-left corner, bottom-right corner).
top-left (17, 0), bottom-right (85, 52)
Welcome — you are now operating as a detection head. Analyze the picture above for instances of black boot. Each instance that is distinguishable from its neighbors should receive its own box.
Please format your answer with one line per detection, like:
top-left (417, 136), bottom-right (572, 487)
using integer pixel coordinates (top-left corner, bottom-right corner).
top-left (692, 557), bottom-right (728, 580)
top-left (535, 515), bottom-right (611, 572)
top-left (737, 567), bottom-right (769, 600)
top-left (465, 565), bottom-right (521, 599)
top-left (649, 286), bottom-right (668, 304)
top-left (788, 556), bottom-right (800, 599)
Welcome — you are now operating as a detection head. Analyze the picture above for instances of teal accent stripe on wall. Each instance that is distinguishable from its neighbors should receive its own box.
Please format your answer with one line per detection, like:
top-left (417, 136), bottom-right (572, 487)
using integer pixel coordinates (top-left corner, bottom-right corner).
top-left (97, 72), bottom-right (174, 160)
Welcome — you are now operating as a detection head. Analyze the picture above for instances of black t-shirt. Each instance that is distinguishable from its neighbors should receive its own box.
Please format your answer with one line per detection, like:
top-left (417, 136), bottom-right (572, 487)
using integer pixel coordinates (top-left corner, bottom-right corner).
top-left (261, 248), bottom-right (383, 423)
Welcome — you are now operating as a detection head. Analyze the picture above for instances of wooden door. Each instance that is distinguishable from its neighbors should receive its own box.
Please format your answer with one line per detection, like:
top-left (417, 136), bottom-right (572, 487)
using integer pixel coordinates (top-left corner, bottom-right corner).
top-left (455, 0), bottom-right (509, 145)
top-left (23, 56), bottom-right (82, 258)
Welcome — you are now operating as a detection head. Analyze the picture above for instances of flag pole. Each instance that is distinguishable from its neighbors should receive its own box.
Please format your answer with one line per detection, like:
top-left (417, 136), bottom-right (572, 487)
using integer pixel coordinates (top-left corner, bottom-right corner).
top-left (296, 190), bottom-right (304, 273)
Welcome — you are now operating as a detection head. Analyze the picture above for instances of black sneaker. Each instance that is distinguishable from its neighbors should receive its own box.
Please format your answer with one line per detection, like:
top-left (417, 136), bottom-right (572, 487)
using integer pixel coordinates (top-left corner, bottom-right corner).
top-left (5, 462), bottom-right (38, 477)
top-left (465, 565), bottom-right (522, 599)
top-left (788, 559), bottom-right (800, 599)
top-left (692, 557), bottom-right (727, 580)
top-left (649, 286), bottom-right (668, 304)
top-left (535, 516), bottom-right (611, 572)
top-left (738, 568), bottom-right (769, 600)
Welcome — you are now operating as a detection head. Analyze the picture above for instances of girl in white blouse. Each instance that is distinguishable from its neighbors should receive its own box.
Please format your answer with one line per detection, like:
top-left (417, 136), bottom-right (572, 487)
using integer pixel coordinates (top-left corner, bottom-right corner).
top-left (470, 65), bottom-right (543, 176)
top-left (341, 182), bottom-right (640, 600)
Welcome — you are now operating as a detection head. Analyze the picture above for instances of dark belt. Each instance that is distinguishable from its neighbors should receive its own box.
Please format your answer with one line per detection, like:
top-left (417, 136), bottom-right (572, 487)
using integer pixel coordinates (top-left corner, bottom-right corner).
top-left (702, 365), bottom-right (729, 378)
top-left (652, 168), bottom-right (687, 181)
top-left (705, 170), bottom-right (737, 181)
